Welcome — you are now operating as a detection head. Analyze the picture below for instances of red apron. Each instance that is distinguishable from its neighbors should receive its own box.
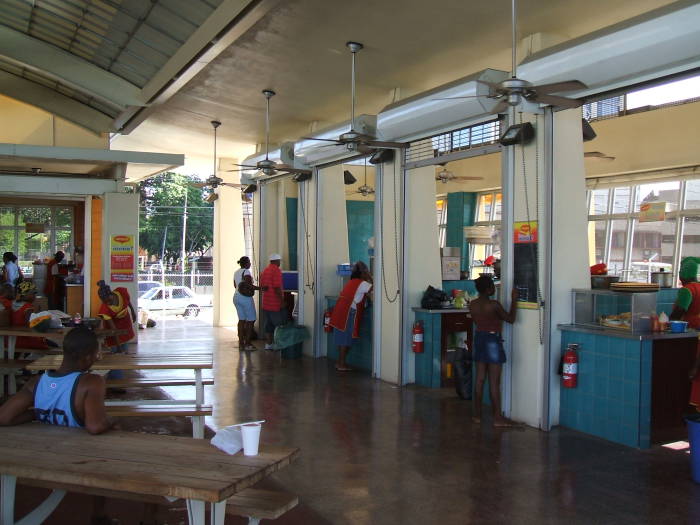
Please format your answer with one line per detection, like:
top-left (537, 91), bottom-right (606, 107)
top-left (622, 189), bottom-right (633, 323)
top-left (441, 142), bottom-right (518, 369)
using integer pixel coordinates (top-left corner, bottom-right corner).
top-left (681, 282), bottom-right (700, 406)
top-left (329, 278), bottom-right (366, 338)
top-left (98, 288), bottom-right (134, 347)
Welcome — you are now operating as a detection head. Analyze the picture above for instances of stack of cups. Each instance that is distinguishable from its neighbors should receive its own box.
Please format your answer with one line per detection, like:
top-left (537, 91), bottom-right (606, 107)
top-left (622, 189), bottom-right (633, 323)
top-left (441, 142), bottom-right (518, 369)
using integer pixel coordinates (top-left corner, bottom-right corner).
top-left (241, 423), bottom-right (262, 456)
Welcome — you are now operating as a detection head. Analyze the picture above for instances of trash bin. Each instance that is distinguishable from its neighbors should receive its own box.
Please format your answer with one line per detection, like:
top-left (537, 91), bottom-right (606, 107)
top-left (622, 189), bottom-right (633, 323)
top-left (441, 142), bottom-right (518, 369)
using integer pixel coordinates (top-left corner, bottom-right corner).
top-left (686, 414), bottom-right (700, 483)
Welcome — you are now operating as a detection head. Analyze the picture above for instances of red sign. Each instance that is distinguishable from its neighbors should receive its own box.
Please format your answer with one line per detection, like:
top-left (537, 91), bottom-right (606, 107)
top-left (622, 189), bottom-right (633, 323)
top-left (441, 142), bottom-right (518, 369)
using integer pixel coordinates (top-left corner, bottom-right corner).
top-left (110, 235), bottom-right (134, 282)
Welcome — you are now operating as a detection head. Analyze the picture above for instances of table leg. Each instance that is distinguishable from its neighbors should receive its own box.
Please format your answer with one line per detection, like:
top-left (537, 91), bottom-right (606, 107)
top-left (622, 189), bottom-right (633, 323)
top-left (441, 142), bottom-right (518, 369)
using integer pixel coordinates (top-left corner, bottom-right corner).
top-left (8, 336), bottom-right (16, 361)
top-left (186, 499), bottom-right (205, 525)
top-left (2, 474), bottom-right (66, 525)
top-left (1, 474), bottom-right (16, 525)
top-left (210, 501), bottom-right (226, 524)
top-left (195, 369), bottom-right (204, 405)
top-left (192, 416), bottom-right (204, 439)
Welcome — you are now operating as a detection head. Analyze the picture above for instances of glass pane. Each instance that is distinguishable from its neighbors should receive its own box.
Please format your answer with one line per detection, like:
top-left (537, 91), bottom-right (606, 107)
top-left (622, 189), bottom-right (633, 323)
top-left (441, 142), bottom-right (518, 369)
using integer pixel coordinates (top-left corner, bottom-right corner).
top-left (634, 181), bottom-right (681, 212)
top-left (608, 219), bottom-right (628, 275)
top-left (493, 193), bottom-right (502, 221)
top-left (20, 207), bottom-right (50, 225)
top-left (612, 187), bottom-right (631, 214)
top-left (685, 180), bottom-right (700, 209)
top-left (436, 199), bottom-right (445, 225)
top-left (55, 230), bottom-right (72, 257)
top-left (20, 231), bottom-right (50, 261)
top-left (0, 207), bottom-right (15, 226)
top-left (588, 221), bottom-right (607, 265)
top-left (629, 219), bottom-right (676, 282)
top-left (681, 217), bottom-right (700, 264)
top-left (476, 194), bottom-right (493, 222)
top-left (0, 230), bottom-right (14, 255)
top-left (55, 208), bottom-right (72, 228)
top-left (589, 189), bottom-right (609, 215)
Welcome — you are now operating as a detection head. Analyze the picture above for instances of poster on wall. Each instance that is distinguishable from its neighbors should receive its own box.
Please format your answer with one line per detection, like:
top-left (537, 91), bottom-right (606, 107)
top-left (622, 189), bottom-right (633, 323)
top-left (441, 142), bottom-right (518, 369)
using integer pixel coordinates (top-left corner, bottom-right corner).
top-left (639, 202), bottom-right (666, 223)
top-left (110, 235), bottom-right (134, 282)
top-left (513, 221), bottom-right (538, 244)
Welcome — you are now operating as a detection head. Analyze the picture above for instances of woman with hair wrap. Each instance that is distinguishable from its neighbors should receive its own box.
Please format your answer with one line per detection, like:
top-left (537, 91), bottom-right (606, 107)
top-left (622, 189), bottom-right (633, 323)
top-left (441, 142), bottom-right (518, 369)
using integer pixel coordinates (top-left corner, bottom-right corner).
top-left (96, 280), bottom-right (136, 381)
top-left (671, 257), bottom-right (700, 408)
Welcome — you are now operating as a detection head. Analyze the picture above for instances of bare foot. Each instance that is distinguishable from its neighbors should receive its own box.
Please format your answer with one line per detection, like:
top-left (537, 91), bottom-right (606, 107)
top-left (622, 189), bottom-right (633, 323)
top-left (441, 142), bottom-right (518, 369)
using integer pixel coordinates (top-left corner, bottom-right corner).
top-left (493, 416), bottom-right (521, 428)
top-left (335, 365), bottom-right (352, 371)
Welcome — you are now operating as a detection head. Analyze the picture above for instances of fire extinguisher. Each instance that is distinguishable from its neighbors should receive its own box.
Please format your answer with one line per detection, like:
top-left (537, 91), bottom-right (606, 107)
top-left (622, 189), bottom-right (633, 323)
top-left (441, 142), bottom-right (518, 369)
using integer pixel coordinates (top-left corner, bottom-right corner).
top-left (412, 321), bottom-right (424, 353)
top-left (323, 309), bottom-right (333, 333)
top-left (562, 344), bottom-right (579, 388)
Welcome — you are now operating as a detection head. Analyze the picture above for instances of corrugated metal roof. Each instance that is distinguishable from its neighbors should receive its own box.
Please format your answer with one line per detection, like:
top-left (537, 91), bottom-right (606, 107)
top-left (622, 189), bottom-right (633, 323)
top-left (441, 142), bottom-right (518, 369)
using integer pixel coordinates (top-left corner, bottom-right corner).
top-left (0, 0), bottom-right (223, 89)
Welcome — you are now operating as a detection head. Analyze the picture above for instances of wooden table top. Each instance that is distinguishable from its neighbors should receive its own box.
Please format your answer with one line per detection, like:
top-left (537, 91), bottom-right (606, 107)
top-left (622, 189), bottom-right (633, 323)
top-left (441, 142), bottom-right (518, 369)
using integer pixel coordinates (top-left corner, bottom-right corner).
top-left (26, 353), bottom-right (214, 371)
top-left (0, 424), bottom-right (299, 502)
top-left (0, 327), bottom-right (126, 340)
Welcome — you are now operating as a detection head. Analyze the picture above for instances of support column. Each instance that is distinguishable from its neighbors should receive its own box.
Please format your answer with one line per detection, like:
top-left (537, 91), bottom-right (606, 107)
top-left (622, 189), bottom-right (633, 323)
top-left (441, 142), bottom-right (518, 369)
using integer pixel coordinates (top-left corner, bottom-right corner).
top-left (213, 167), bottom-right (245, 327)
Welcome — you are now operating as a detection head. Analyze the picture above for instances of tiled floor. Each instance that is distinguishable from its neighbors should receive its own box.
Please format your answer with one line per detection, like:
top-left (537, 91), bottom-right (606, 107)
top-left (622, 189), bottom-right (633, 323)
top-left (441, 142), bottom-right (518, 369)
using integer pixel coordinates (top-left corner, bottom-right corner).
top-left (11, 318), bottom-right (700, 524)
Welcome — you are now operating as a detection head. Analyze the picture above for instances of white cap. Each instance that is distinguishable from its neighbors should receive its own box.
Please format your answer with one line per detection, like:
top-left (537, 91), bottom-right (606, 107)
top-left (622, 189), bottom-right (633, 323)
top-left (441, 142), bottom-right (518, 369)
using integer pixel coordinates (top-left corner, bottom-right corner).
top-left (269, 253), bottom-right (281, 261)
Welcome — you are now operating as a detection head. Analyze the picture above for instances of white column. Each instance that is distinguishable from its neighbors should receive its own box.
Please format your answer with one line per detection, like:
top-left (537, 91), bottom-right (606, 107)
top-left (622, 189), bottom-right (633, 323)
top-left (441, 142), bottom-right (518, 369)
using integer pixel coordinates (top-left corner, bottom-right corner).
top-left (101, 192), bottom-right (139, 307)
top-left (213, 169), bottom-right (245, 327)
top-left (298, 177), bottom-right (317, 356)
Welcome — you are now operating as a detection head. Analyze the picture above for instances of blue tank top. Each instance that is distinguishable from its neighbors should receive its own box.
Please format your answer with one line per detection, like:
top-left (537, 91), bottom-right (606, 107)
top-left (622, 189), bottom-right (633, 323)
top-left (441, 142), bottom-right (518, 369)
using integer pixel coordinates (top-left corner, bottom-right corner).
top-left (33, 371), bottom-right (84, 428)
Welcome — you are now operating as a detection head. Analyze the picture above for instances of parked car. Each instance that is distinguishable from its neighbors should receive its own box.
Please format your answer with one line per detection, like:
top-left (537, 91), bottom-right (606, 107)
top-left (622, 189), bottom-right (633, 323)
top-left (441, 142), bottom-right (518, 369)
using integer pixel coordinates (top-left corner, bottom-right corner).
top-left (139, 285), bottom-right (212, 317)
top-left (138, 280), bottom-right (161, 297)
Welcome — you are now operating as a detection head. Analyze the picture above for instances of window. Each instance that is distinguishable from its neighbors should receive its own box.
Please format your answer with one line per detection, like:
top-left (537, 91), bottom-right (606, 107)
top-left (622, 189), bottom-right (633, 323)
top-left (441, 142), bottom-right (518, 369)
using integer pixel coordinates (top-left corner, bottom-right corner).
top-left (172, 288), bottom-right (191, 299)
top-left (0, 206), bottom-right (73, 274)
top-left (471, 191), bottom-right (502, 274)
top-left (436, 197), bottom-right (447, 248)
top-left (587, 179), bottom-right (700, 283)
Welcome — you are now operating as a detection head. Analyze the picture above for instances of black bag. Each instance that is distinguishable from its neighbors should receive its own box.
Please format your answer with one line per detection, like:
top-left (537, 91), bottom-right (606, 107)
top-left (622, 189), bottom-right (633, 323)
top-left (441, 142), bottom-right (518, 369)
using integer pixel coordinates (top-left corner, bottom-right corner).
top-left (237, 280), bottom-right (255, 297)
top-left (421, 285), bottom-right (448, 309)
top-left (453, 346), bottom-right (473, 400)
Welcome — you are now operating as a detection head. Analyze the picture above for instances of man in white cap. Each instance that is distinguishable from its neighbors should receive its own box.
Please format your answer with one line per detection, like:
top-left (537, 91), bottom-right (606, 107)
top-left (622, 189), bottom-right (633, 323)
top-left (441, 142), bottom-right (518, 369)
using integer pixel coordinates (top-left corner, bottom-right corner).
top-left (259, 253), bottom-right (285, 350)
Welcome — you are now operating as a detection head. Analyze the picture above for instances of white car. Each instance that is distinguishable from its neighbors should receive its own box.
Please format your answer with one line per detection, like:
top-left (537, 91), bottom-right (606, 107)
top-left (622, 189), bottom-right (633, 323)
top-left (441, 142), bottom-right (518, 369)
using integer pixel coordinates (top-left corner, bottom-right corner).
top-left (139, 286), bottom-right (211, 317)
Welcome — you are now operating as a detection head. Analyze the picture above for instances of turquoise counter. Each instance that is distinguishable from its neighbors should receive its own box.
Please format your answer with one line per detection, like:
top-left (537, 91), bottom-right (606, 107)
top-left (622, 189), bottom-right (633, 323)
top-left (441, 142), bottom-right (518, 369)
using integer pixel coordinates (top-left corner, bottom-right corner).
top-left (326, 297), bottom-right (372, 372)
top-left (559, 325), bottom-right (697, 448)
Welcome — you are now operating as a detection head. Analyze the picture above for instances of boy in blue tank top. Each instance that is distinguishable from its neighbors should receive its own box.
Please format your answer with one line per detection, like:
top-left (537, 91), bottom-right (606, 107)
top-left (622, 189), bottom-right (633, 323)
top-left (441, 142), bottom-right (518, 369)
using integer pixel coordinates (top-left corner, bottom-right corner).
top-left (0, 326), bottom-right (111, 434)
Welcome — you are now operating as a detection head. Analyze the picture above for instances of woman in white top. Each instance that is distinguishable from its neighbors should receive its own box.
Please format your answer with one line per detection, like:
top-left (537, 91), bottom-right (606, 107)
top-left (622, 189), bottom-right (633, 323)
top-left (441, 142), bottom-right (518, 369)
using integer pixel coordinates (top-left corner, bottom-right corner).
top-left (2, 252), bottom-right (22, 287)
top-left (233, 256), bottom-right (260, 351)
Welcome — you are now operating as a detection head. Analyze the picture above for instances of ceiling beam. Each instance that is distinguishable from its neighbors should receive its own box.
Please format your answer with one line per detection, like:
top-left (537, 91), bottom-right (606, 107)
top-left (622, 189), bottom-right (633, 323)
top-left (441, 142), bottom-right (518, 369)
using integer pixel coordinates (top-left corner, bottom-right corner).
top-left (115, 0), bottom-right (283, 134)
top-left (0, 25), bottom-right (144, 109)
top-left (0, 174), bottom-right (120, 195)
top-left (0, 70), bottom-right (113, 134)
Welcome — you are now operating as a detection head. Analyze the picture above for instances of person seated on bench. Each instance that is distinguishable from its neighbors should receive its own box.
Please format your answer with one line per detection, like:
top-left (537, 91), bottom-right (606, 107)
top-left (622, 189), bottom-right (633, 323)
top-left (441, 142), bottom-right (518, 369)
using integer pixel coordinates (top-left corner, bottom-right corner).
top-left (11, 281), bottom-right (55, 350)
top-left (0, 326), bottom-right (112, 434)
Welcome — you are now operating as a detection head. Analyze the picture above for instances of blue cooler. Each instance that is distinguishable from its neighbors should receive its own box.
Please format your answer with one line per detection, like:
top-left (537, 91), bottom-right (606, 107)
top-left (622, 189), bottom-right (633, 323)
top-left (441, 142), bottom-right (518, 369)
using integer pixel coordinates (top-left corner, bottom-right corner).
top-left (282, 271), bottom-right (298, 291)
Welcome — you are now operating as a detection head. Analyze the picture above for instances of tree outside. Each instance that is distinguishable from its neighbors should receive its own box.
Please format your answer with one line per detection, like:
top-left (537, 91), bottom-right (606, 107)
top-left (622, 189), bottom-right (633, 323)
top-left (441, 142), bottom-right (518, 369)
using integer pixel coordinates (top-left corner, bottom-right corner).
top-left (138, 172), bottom-right (214, 267)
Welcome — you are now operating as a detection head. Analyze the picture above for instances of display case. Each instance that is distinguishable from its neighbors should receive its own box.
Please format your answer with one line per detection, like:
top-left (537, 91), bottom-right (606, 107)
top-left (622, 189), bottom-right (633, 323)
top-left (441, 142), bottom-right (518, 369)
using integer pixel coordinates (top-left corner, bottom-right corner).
top-left (572, 288), bottom-right (657, 332)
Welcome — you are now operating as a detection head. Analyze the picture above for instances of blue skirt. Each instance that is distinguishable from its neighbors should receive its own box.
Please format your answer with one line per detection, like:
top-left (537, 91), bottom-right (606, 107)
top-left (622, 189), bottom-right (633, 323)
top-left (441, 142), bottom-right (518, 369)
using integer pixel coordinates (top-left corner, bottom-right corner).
top-left (473, 331), bottom-right (506, 364)
top-left (333, 309), bottom-right (356, 346)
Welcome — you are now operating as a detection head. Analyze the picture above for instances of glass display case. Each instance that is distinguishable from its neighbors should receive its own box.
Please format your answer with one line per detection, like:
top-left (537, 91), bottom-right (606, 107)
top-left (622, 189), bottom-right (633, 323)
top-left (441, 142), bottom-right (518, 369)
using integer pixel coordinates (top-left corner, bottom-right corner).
top-left (572, 289), bottom-right (657, 332)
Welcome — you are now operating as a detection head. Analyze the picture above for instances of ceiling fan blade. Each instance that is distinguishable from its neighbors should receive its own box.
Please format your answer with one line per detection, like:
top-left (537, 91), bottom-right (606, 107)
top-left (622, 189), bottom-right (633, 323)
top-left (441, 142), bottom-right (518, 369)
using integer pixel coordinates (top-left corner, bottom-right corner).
top-left (431, 95), bottom-right (485, 101)
top-left (221, 183), bottom-right (244, 188)
top-left (490, 99), bottom-right (510, 114)
top-left (366, 140), bottom-right (407, 149)
top-left (301, 137), bottom-right (344, 144)
top-left (190, 182), bottom-right (208, 188)
top-left (225, 169), bottom-right (247, 172)
top-left (232, 163), bottom-right (259, 168)
top-left (533, 93), bottom-right (582, 109)
top-left (453, 176), bottom-right (485, 180)
top-left (276, 167), bottom-right (312, 175)
top-left (534, 80), bottom-right (587, 94)
top-left (477, 79), bottom-right (503, 92)
top-left (584, 151), bottom-right (606, 158)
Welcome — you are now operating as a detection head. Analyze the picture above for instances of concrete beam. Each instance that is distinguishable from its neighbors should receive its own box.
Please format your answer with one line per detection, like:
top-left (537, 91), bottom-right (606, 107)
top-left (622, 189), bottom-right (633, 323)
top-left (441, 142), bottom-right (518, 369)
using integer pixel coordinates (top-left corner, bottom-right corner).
top-left (0, 174), bottom-right (119, 195)
top-left (0, 71), bottom-right (113, 134)
top-left (0, 26), bottom-right (144, 109)
top-left (116, 0), bottom-right (282, 133)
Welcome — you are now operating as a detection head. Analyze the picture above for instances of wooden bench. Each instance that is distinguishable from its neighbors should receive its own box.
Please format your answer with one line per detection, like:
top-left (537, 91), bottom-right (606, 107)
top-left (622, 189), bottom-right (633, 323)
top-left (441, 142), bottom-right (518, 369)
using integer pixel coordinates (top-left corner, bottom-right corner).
top-left (105, 377), bottom-right (215, 388)
top-left (105, 404), bottom-right (212, 438)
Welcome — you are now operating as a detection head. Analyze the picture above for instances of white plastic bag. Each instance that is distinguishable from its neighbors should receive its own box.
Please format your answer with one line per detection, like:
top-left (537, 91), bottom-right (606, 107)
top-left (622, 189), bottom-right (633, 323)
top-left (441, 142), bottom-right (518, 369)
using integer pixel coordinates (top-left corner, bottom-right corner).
top-left (210, 425), bottom-right (243, 455)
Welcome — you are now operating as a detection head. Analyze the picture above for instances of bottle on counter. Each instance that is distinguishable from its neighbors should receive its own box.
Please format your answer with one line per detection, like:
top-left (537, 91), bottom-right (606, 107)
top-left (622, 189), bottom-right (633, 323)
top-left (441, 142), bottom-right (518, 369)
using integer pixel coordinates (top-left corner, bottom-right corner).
top-left (650, 313), bottom-right (660, 332)
top-left (73, 313), bottom-right (82, 326)
top-left (659, 311), bottom-right (669, 331)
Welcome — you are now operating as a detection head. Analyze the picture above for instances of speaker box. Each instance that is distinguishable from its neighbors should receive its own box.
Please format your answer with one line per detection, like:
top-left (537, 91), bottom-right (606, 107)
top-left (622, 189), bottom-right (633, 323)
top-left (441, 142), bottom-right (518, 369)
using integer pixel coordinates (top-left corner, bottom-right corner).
top-left (582, 118), bottom-right (597, 142)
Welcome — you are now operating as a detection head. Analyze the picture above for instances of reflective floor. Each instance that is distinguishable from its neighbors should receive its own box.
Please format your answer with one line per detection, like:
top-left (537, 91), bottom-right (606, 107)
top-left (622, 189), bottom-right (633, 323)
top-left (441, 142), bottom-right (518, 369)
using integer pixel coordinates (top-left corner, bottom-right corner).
top-left (131, 319), bottom-right (700, 524)
top-left (12, 319), bottom-right (700, 524)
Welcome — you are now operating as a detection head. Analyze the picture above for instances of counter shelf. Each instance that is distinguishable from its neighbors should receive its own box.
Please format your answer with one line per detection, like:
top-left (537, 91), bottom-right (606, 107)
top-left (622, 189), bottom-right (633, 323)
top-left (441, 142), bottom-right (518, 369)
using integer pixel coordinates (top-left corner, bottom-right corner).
top-left (572, 288), bottom-right (657, 333)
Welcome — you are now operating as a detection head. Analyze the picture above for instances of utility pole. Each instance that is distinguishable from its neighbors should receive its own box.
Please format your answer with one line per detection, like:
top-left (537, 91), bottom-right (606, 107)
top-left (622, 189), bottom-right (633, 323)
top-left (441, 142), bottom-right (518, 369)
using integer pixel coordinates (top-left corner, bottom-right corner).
top-left (181, 188), bottom-right (188, 271)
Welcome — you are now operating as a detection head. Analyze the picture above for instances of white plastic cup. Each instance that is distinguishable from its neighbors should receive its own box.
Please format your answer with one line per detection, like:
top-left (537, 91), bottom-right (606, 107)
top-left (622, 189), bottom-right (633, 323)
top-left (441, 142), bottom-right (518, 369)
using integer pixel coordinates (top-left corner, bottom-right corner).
top-left (241, 423), bottom-right (262, 456)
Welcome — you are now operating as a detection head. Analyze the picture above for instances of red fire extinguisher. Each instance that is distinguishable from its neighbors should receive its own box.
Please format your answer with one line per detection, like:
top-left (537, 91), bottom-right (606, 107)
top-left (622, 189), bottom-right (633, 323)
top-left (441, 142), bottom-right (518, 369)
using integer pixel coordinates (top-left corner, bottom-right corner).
top-left (562, 344), bottom-right (579, 388)
top-left (323, 309), bottom-right (333, 333)
top-left (412, 321), bottom-right (424, 353)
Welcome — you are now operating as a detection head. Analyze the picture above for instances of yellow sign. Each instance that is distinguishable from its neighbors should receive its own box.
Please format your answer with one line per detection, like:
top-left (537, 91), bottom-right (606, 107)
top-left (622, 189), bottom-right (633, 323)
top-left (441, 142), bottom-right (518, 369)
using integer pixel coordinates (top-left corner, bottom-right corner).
top-left (639, 201), bottom-right (666, 223)
top-left (514, 221), bottom-right (538, 244)
top-left (110, 235), bottom-right (134, 282)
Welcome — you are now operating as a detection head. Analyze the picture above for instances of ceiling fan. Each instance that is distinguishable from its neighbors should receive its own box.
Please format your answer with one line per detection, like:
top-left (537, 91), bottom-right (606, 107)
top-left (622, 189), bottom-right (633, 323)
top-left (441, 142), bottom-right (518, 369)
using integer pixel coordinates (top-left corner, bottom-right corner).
top-left (346, 158), bottom-right (375, 197)
top-left (435, 164), bottom-right (485, 184)
top-left (227, 90), bottom-right (312, 177)
top-left (191, 121), bottom-right (245, 190)
top-left (302, 42), bottom-right (407, 153)
top-left (434, 0), bottom-right (587, 114)
top-left (584, 151), bottom-right (616, 161)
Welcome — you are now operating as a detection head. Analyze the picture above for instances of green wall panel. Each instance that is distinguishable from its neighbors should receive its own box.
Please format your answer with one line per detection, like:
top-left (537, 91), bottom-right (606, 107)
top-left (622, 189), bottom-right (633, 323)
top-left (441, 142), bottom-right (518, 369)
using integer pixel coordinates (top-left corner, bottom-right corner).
top-left (346, 200), bottom-right (374, 266)
top-left (286, 197), bottom-right (298, 271)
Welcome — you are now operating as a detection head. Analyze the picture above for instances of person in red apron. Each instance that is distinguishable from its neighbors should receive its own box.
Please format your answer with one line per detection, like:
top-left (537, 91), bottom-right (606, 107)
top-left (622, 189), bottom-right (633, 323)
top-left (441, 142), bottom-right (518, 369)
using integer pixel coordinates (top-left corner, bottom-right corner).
top-left (11, 281), bottom-right (49, 350)
top-left (45, 251), bottom-right (65, 309)
top-left (97, 280), bottom-right (136, 381)
top-left (671, 257), bottom-right (700, 408)
top-left (329, 262), bottom-right (372, 371)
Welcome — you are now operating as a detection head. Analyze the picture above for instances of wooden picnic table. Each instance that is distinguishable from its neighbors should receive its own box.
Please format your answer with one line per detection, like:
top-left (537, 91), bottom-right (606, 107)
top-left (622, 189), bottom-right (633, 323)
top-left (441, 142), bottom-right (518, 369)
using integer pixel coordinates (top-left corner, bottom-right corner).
top-left (0, 326), bottom-right (128, 359)
top-left (0, 424), bottom-right (300, 525)
top-left (26, 353), bottom-right (214, 438)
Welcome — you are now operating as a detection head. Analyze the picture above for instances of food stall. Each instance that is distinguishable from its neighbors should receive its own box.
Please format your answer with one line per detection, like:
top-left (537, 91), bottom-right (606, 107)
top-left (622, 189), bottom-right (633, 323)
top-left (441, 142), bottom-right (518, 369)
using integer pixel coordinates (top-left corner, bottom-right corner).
top-left (558, 287), bottom-right (695, 448)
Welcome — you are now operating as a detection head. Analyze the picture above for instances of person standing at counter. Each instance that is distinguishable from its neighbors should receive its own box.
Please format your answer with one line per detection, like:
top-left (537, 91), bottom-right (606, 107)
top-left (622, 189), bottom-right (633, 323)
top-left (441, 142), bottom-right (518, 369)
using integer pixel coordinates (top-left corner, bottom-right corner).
top-left (670, 256), bottom-right (700, 409)
top-left (45, 251), bottom-right (65, 309)
top-left (260, 253), bottom-right (285, 351)
top-left (329, 261), bottom-right (373, 372)
top-left (2, 252), bottom-right (22, 286)
top-left (97, 280), bottom-right (136, 381)
top-left (469, 275), bottom-right (518, 427)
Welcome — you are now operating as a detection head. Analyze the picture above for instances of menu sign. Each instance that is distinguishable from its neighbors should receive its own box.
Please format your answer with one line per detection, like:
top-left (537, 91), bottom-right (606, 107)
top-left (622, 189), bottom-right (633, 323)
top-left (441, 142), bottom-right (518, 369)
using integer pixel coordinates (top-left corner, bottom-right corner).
top-left (514, 221), bottom-right (538, 244)
top-left (110, 235), bottom-right (134, 282)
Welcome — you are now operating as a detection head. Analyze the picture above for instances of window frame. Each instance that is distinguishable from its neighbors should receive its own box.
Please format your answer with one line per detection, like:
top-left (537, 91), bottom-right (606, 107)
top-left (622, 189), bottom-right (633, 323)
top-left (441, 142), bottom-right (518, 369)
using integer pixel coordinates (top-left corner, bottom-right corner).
top-left (471, 190), bottom-right (502, 270)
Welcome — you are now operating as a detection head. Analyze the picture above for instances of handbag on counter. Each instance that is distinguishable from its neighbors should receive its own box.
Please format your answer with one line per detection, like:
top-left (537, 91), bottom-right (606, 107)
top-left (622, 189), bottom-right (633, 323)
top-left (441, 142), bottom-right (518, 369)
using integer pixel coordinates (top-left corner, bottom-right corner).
top-left (420, 285), bottom-right (448, 309)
